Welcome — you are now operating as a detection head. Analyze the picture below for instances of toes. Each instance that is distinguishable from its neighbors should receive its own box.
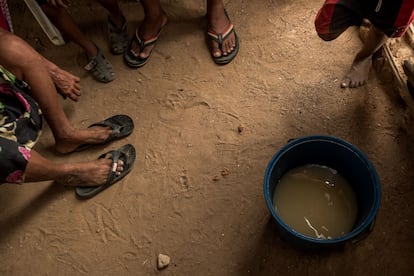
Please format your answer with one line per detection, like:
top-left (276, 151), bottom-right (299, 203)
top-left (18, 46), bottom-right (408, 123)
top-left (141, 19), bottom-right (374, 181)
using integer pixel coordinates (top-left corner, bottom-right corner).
top-left (225, 45), bottom-right (234, 54)
top-left (130, 41), bottom-right (141, 58)
top-left (225, 37), bottom-right (236, 53)
top-left (212, 46), bottom-right (222, 58)
top-left (130, 41), bottom-right (152, 59)
top-left (219, 36), bottom-right (234, 55)
top-left (115, 160), bottom-right (124, 176)
top-left (212, 43), bottom-right (233, 57)
top-left (351, 80), bottom-right (366, 88)
top-left (139, 46), bottom-right (152, 59)
top-left (340, 80), bottom-right (350, 88)
top-left (222, 45), bottom-right (231, 55)
top-left (341, 79), bottom-right (366, 88)
top-left (349, 81), bottom-right (360, 88)
top-left (118, 160), bottom-right (124, 171)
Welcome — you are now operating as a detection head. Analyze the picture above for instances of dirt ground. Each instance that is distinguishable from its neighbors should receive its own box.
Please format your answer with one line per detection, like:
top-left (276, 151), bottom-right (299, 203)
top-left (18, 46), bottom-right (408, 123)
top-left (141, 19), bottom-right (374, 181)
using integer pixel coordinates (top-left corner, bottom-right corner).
top-left (1, 0), bottom-right (414, 275)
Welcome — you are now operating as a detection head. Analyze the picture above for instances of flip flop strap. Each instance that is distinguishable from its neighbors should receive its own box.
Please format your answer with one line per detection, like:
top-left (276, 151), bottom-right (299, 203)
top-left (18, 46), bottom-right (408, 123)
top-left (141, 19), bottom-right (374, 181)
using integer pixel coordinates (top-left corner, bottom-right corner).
top-left (91, 120), bottom-right (121, 131)
top-left (207, 23), bottom-right (234, 49)
top-left (135, 29), bottom-right (159, 51)
top-left (99, 149), bottom-right (120, 185)
top-left (89, 119), bottom-right (122, 137)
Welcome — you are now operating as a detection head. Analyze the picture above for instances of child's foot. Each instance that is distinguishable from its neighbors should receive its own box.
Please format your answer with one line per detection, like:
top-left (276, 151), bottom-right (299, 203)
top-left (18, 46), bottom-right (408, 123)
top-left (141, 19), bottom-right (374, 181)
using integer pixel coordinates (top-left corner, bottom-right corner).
top-left (132, 14), bottom-right (167, 60)
top-left (84, 45), bottom-right (115, 83)
top-left (341, 56), bottom-right (372, 88)
top-left (124, 13), bottom-right (167, 68)
top-left (207, 9), bottom-right (239, 64)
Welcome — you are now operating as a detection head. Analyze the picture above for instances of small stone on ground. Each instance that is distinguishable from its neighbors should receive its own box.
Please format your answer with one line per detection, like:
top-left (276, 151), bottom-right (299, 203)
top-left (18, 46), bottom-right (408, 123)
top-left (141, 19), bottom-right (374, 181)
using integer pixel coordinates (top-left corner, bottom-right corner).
top-left (157, 253), bottom-right (171, 270)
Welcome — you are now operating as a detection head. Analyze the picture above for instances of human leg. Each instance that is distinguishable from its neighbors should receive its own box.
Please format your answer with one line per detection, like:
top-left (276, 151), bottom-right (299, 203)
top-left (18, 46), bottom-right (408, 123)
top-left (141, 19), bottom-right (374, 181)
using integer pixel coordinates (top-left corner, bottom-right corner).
top-left (95, 0), bottom-right (129, 54)
top-left (0, 134), bottom-right (124, 186)
top-left (0, 139), bottom-right (122, 186)
top-left (96, 0), bottom-right (124, 28)
top-left (340, 25), bottom-right (386, 88)
top-left (24, 150), bottom-right (124, 186)
top-left (18, 49), bottom-right (113, 153)
top-left (314, 0), bottom-right (383, 88)
top-left (40, 4), bottom-right (97, 57)
top-left (206, 0), bottom-right (238, 64)
top-left (340, 1), bottom-right (414, 88)
top-left (124, 0), bottom-right (167, 67)
top-left (38, 3), bottom-right (115, 82)
top-left (0, 86), bottom-right (121, 186)
top-left (0, 31), bottom-right (115, 153)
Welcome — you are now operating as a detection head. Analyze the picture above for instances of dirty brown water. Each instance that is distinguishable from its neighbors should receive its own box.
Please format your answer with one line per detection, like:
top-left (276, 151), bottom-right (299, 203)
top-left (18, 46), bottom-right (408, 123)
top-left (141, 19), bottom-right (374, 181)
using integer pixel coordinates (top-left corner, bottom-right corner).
top-left (273, 164), bottom-right (358, 239)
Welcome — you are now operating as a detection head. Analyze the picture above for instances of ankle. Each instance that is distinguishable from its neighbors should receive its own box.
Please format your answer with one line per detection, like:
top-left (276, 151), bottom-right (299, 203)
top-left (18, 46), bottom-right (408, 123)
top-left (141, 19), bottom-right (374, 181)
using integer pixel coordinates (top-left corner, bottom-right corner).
top-left (145, 11), bottom-right (165, 25)
top-left (54, 126), bottom-right (77, 144)
top-left (56, 163), bottom-right (81, 185)
top-left (110, 13), bottom-right (126, 28)
top-left (207, 3), bottom-right (225, 18)
top-left (85, 43), bottom-right (98, 59)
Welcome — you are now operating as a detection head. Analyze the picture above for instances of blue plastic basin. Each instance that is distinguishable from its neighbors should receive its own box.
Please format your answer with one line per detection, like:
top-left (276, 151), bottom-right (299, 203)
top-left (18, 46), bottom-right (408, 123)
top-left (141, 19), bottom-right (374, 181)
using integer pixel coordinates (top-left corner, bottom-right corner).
top-left (263, 135), bottom-right (381, 250)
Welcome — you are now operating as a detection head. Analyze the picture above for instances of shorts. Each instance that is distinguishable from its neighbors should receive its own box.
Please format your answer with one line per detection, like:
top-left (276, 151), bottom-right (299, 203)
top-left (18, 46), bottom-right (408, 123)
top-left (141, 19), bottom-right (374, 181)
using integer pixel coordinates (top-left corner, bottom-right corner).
top-left (0, 82), bottom-right (43, 184)
top-left (315, 0), bottom-right (414, 38)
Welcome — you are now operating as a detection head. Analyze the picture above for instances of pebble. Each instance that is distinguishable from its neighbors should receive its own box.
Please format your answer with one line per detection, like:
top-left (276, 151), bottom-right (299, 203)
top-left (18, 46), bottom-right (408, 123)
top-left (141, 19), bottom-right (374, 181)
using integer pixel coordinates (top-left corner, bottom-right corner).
top-left (157, 254), bottom-right (170, 270)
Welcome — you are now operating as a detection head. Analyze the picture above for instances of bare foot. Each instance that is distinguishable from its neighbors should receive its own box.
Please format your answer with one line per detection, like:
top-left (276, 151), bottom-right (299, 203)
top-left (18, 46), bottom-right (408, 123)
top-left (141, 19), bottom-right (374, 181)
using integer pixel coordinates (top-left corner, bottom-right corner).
top-left (208, 9), bottom-right (237, 58)
top-left (55, 126), bottom-right (113, 154)
top-left (49, 66), bottom-right (81, 101)
top-left (130, 13), bottom-right (168, 60)
top-left (58, 156), bottom-right (124, 187)
top-left (341, 56), bottom-right (372, 88)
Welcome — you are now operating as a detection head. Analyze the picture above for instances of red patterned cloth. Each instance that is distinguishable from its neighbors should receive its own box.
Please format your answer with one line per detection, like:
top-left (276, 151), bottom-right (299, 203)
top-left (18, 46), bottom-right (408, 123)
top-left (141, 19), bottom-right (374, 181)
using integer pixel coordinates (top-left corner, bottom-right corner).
top-left (315, 0), bottom-right (414, 38)
top-left (0, 0), bottom-right (13, 32)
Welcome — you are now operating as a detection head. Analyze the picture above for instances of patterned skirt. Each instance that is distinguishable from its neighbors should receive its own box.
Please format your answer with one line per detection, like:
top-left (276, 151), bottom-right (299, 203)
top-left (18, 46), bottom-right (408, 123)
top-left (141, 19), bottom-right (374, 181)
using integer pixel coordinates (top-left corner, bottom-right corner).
top-left (0, 82), bottom-right (43, 184)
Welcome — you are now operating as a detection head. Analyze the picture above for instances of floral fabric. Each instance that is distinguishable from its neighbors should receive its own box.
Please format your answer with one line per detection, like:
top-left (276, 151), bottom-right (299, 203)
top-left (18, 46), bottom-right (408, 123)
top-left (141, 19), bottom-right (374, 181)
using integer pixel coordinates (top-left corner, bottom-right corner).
top-left (0, 78), bottom-right (42, 184)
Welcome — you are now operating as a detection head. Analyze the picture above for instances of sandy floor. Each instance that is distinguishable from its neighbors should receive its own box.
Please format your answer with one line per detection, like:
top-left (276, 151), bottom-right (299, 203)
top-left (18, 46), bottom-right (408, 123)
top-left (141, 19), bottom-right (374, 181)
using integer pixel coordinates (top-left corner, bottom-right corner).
top-left (1, 0), bottom-right (414, 275)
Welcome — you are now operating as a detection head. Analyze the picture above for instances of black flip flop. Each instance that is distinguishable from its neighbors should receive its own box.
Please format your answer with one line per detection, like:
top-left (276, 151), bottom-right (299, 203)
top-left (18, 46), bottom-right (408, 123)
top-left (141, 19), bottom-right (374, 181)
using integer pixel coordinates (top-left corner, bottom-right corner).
top-left (206, 10), bottom-right (239, 65)
top-left (75, 144), bottom-right (136, 199)
top-left (123, 23), bottom-right (166, 68)
top-left (75, 114), bottom-right (134, 152)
